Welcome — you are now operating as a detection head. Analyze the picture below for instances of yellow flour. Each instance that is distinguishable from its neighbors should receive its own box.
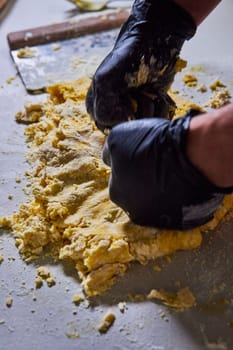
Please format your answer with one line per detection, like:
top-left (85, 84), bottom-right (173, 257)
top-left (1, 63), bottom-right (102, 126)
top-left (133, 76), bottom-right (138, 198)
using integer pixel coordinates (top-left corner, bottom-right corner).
top-left (1, 77), bottom-right (233, 297)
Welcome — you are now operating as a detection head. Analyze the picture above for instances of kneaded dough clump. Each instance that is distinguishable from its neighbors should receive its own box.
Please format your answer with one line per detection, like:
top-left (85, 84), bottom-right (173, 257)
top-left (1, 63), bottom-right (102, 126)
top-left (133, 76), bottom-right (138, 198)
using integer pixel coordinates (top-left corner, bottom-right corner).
top-left (1, 77), bottom-right (233, 296)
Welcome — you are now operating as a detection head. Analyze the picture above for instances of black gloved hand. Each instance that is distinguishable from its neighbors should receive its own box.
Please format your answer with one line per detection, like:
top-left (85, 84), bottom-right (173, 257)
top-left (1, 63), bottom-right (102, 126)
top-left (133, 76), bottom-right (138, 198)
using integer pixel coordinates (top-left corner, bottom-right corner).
top-left (103, 110), bottom-right (233, 230)
top-left (86, 0), bottom-right (196, 133)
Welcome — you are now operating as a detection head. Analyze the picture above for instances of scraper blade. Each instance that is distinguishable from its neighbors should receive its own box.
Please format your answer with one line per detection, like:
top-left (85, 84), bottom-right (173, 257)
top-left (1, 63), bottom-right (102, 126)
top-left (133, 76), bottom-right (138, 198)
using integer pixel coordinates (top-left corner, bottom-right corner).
top-left (7, 11), bottom-right (128, 93)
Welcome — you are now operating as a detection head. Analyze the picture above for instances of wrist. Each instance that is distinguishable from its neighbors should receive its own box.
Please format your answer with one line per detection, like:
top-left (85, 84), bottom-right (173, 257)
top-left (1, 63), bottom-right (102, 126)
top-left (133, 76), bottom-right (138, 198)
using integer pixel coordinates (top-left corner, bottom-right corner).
top-left (132, 0), bottom-right (196, 42)
top-left (186, 104), bottom-right (233, 188)
top-left (174, 0), bottom-right (221, 25)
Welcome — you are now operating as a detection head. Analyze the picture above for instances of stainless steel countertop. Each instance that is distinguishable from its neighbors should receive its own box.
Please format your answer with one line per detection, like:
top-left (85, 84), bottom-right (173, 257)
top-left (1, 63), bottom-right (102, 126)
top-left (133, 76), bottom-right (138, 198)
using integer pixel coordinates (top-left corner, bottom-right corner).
top-left (1, 1), bottom-right (233, 349)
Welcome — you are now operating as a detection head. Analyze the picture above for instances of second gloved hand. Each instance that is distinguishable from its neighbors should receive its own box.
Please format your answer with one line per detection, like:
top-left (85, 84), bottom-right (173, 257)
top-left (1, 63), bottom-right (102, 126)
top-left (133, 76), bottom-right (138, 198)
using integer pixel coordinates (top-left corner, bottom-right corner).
top-left (103, 110), bottom-right (233, 230)
top-left (86, 0), bottom-right (196, 132)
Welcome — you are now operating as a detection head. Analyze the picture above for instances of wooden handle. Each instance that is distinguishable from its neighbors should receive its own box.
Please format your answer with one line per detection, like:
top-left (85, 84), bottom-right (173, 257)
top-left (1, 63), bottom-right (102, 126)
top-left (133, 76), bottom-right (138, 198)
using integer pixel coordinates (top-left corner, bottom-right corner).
top-left (7, 10), bottom-right (129, 50)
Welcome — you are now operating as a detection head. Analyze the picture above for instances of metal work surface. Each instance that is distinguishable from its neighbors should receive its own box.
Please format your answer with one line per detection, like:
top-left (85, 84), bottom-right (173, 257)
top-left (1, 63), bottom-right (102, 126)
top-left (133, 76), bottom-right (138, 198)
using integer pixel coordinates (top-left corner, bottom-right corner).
top-left (1, 1), bottom-right (233, 349)
top-left (10, 29), bottom-right (118, 91)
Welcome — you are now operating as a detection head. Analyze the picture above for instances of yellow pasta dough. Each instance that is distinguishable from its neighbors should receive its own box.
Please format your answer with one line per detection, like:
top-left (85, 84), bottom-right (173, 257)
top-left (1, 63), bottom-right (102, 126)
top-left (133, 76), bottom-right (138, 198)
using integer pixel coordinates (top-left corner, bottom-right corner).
top-left (1, 77), bottom-right (233, 296)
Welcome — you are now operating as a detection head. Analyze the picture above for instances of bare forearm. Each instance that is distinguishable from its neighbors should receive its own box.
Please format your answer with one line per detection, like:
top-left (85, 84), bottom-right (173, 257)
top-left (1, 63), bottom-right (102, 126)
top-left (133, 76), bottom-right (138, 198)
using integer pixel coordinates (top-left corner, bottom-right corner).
top-left (187, 104), bottom-right (233, 188)
top-left (174, 0), bottom-right (221, 25)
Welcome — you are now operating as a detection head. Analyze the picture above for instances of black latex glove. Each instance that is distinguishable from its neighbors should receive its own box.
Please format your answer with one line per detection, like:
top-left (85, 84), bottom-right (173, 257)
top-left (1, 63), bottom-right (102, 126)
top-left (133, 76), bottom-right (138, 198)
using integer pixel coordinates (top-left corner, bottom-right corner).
top-left (86, 0), bottom-right (196, 132)
top-left (103, 110), bottom-right (233, 230)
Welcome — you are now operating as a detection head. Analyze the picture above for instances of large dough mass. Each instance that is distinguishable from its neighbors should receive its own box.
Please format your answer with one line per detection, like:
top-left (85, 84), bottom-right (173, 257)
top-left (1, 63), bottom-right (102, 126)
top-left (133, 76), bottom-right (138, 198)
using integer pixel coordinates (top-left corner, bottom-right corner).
top-left (1, 78), bottom-right (233, 296)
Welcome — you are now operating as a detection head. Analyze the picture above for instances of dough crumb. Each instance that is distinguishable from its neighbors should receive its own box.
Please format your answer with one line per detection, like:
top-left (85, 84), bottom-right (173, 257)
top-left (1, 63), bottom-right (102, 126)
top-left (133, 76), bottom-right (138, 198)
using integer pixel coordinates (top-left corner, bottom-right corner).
top-left (0, 254), bottom-right (4, 264)
top-left (153, 265), bottom-right (162, 272)
top-left (36, 267), bottom-right (56, 287)
top-left (37, 267), bottom-right (50, 279)
top-left (15, 102), bottom-right (43, 124)
top-left (6, 297), bottom-right (13, 308)
top-left (118, 301), bottom-right (127, 313)
top-left (147, 287), bottom-right (196, 310)
top-left (0, 216), bottom-right (11, 228)
top-left (35, 276), bottom-right (43, 289)
top-left (52, 44), bottom-right (61, 51)
top-left (197, 84), bottom-right (207, 93)
top-left (98, 312), bottom-right (116, 333)
top-left (81, 299), bottom-right (90, 309)
top-left (46, 276), bottom-right (56, 287)
top-left (72, 293), bottom-right (84, 305)
top-left (175, 58), bottom-right (187, 72)
top-left (170, 89), bottom-right (179, 95)
top-left (182, 74), bottom-right (198, 87)
top-left (209, 79), bottom-right (226, 91)
top-left (158, 309), bottom-right (169, 322)
top-left (6, 76), bottom-right (16, 84)
top-left (206, 89), bottom-right (231, 109)
top-left (17, 47), bottom-right (37, 58)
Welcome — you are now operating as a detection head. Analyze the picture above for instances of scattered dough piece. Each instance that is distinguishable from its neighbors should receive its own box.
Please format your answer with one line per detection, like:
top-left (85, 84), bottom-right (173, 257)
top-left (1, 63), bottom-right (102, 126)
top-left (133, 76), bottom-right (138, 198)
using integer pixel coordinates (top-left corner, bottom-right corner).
top-left (36, 267), bottom-right (56, 287)
top-left (46, 276), bottom-right (56, 287)
top-left (5, 297), bottom-right (13, 308)
top-left (170, 89), bottom-right (179, 95)
top-left (17, 47), bottom-right (37, 58)
top-left (182, 74), bottom-right (198, 87)
top-left (0, 254), bottom-right (4, 264)
top-left (98, 312), bottom-right (116, 333)
top-left (174, 58), bottom-right (187, 72)
top-left (206, 89), bottom-right (231, 109)
top-left (6, 76), bottom-right (16, 84)
top-left (0, 217), bottom-right (11, 228)
top-left (147, 287), bottom-right (196, 310)
top-left (197, 84), bottom-right (207, 93)
top-left (72, 293), bottom-right (84, 305)
top-left (35, 276), bottom-right (43, 289)
top-left (153, 265), bottom-right (162, 272)
top-left (37, 267), bottom-right (50, 279)
top-left (82, 299), bottom-right (90, 309)
top-left (52, 44), bottom-right (61, 51)
top-left (118, 301), bottom-right (127, 313)
top-left (15, 103), bottom-right (44, 124)
top-left (209, 79), bottom-right (226, 91)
